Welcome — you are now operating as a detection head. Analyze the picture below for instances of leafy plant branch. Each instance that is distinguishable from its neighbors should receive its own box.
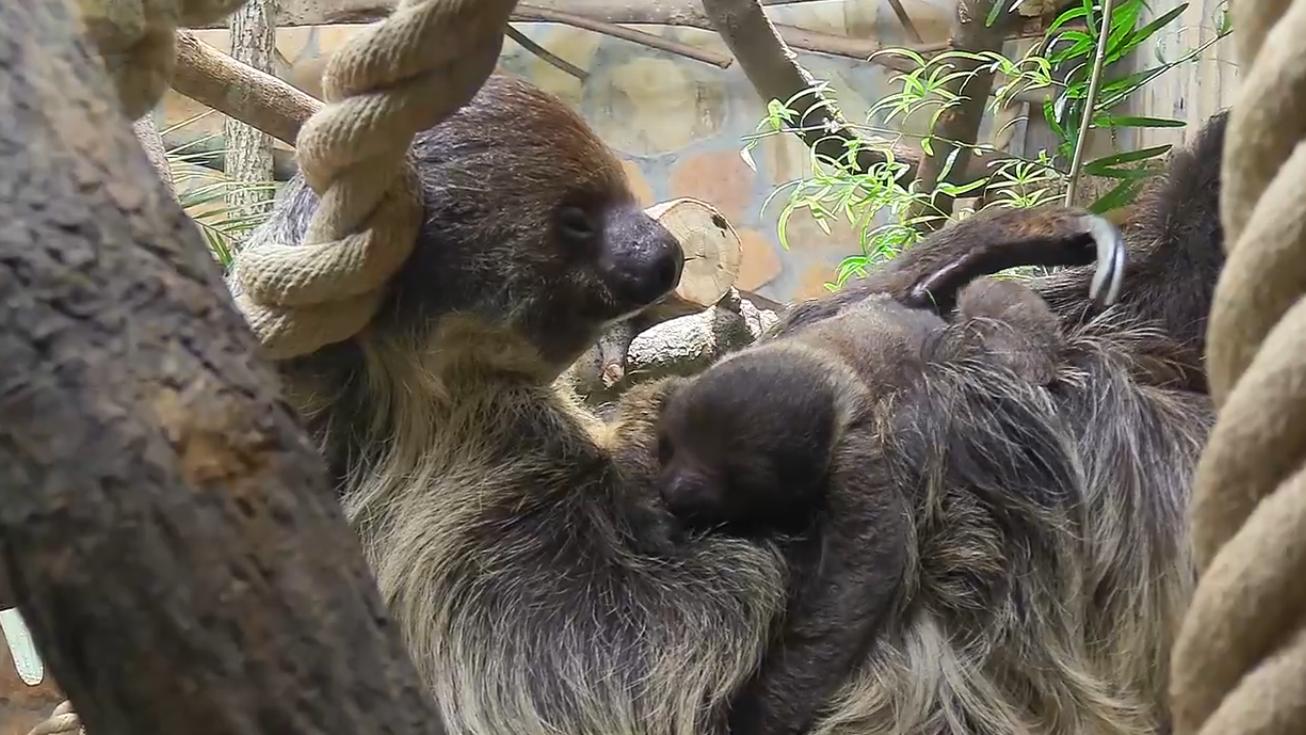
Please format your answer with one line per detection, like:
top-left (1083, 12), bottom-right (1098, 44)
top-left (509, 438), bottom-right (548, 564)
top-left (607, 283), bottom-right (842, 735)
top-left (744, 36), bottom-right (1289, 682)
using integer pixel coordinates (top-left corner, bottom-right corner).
top-left (747, 0), bottom-right (1232, 292)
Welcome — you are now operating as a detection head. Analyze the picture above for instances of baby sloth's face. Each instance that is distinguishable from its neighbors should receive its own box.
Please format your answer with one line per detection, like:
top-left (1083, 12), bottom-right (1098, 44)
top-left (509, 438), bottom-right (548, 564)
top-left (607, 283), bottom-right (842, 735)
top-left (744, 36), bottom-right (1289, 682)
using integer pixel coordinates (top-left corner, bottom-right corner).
top-left (653, 352), bottom-right (839, 535)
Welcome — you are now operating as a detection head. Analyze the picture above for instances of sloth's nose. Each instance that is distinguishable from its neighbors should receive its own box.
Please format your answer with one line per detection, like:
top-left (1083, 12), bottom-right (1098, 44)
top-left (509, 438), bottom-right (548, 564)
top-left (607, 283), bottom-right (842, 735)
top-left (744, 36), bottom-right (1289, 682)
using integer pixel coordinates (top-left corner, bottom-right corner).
top-left (601, 209), bottom-right (684, 307)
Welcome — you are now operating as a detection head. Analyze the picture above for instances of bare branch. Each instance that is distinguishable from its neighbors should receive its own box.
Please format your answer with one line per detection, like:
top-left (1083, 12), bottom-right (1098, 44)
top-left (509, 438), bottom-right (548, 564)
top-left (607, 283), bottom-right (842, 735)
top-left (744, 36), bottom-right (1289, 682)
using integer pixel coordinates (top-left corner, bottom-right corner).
top-left (566, 289), bottom-right (781, 404)
top-left (514, 6), bottom-right (733, 68)
top-left (886, 0), bottom-right (925, 43)
top-left (222, 0), bottom-right (827, 27)
top-left (225, 0), bottom-right (278, 220)
top-left (701, 0), bottom-right (922, 180)
top-left (132, 116), bottom-right (175, 196)
top-left (173, 29), bottom-right (321, 146)
top-left (506, 25), bottom-right (588, 79)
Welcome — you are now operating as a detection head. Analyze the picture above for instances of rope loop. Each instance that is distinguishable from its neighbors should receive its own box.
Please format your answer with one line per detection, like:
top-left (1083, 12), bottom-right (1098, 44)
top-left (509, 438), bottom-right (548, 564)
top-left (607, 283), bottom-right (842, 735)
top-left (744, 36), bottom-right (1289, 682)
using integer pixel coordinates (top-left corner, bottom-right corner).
top-left (76, 0), bottom-right (517, 359)
top-left (76, 0), bottom-right (246, 119)
top-left (229, 0), bottom-right (517, 359)
top-left (26, 701), bottom-right (83, 735)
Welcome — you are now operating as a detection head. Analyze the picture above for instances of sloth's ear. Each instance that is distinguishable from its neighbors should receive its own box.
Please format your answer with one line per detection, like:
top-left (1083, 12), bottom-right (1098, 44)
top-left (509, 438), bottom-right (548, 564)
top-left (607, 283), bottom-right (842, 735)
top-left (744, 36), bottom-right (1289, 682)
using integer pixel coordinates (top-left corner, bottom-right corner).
top-left (897, 207), bottom-right (1126, 315)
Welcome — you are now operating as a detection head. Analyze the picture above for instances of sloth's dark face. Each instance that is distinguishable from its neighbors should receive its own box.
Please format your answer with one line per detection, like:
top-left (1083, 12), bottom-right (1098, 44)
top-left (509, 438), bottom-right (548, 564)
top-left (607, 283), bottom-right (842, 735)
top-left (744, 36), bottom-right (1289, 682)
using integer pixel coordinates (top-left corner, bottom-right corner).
top-left (654, 352), bottom-right (839, 534)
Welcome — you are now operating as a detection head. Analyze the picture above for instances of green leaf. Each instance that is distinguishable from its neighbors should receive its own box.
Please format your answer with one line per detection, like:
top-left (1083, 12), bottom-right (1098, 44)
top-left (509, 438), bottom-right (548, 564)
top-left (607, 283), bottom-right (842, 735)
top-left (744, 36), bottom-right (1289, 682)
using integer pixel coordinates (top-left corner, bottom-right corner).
top-left (1043, 98), bottom-right (1068, 140)
top-left (1085, 164), bottom-right (1156, 179)
top-left (1092, 114), bottom-right (1187, 128)
top-left (1047, 5), bottom-right (1091, 32)
top-left (985, 0), bottom-right (1006, 27)
top-left (1083, 144), bottom-right (1172, 171)
top-left (936, 176), bottom-right (991, 197)
top-left (1089, 178), bottom-right (1145, 212)
top-left (870, 47), bottom-right (928, 67)
top-left (1112, 3), bottom-right (1185, 59)
top-left (739, 144), bottom-right (758, 172)
top-left (1123, 4), bottom-right (1188, 50)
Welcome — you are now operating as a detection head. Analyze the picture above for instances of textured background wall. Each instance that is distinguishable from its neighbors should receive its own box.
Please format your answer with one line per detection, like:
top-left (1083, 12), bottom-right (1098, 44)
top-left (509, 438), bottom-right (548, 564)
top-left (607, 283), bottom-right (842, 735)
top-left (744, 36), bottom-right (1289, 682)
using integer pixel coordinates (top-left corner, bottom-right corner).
top-left (152, 0), bottom-right (962, 302)
top-left (1, 2), bottom-right (1239, 728)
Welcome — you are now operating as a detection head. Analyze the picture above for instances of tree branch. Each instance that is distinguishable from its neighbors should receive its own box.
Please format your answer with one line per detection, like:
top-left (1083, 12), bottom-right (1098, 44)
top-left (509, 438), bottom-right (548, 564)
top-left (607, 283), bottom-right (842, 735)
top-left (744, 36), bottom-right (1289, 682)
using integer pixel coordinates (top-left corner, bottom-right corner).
top-left (701, 0), bottom-right (923, 181)
top-left (224, 0), bottom-right (278, 220)
top-left (565, 289), bottom-right (781, 404)
top-left (905, 0), bottom-right (1024, 228)
top-left (173, 29), bottom-right (321, 146)
top-left (886, 0), bottom-right (925, 43)
top-left (513, 6), bottom-right (733, 68)
top-left (215, 0), bottom-right (827, 28)
top-left (0, 6), bottom-right (447, 735)
top-left (506, 25), bottom-right (588, 79)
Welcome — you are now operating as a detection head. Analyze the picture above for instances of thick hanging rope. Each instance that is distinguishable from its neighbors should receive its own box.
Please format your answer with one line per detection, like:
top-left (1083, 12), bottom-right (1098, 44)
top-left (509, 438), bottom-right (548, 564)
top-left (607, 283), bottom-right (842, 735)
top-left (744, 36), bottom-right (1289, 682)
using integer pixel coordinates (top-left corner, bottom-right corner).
top-left (76, 0), bottom-right (247, 119)
top-left (26, 701), bottom-right (82, 735)
top-left (1169, 0), bottom-right (1306, 732)
top-left (227, 0), bottom-right (519, 359)
top-left (78, 0), bottom-right (517, 358)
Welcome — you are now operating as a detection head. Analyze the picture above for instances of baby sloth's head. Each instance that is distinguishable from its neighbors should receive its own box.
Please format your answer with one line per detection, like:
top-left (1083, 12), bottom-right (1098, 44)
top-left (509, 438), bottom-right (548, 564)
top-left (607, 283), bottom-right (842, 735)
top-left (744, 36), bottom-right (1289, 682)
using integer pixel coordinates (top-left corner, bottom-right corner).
top-left (653, 348), bottom-right (843, 535)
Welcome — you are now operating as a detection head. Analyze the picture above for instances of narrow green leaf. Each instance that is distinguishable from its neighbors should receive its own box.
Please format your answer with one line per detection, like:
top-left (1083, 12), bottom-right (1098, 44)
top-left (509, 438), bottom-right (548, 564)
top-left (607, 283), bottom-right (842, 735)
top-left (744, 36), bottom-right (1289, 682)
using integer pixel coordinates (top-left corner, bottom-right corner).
top-left (1084, 143), bottom-right (1172, 171)
top-left (1092, 114), bottom-right (1187, 128)
top-left (1047, 5), bottom-right (1091, 32)
top-left (1089, 178), bottom-right (1145, 212)
top-left (985, 0), bottom-right (1006, 27)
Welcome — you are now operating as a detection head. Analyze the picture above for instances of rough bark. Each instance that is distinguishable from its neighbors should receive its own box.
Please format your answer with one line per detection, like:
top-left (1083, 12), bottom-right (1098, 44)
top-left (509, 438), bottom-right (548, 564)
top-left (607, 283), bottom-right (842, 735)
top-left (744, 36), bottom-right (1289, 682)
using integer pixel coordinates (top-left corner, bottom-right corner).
top-left (905, 0), bottom-right (1023, 229)
top-left (0, 5), bottom-right (447, 735)
top-left (174, 30), bottom-right (320, 147)
top-left (132, 115), bottom-right (175, 197)
top-left (187, 0), bottom-right (1055, 68)
top-left (224, 0), bottom-right (277, 222)
top-left (164, 128), bottom-right (302, 180)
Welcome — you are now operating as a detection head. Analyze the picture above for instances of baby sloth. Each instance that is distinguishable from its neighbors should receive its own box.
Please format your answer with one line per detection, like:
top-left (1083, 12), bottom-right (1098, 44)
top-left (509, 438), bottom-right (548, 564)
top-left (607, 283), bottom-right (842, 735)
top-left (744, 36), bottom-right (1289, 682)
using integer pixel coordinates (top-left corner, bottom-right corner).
top-left (653, 276), bottom-right (1064, 735)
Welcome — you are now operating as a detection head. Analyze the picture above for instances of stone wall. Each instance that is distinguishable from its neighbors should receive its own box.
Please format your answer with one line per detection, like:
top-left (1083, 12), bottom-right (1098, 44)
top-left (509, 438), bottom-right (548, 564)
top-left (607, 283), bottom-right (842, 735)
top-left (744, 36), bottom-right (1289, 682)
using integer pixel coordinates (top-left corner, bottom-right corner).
top-left (153, 0), bottom-right (966, 302)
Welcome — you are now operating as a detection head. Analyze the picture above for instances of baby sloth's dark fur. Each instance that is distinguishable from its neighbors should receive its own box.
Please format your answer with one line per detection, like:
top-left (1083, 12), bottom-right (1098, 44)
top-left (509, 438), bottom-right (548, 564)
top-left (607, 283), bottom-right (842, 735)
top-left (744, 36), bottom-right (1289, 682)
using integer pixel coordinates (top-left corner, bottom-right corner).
top-left (250, 68), bottom-right (1227, 735)
top-left (655, 279), bottom-right (1063, 735)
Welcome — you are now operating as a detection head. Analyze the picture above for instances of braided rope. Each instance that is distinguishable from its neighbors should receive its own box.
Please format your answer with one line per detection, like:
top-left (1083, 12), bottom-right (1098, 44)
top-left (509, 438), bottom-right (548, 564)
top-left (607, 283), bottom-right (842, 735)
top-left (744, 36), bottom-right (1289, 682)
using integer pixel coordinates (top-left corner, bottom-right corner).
top-left (1169, 0), bottom-right (1306, 731)
top-left (228, 0), bottom-right (518, 359)
top-left (76, 0), bottom-right (247, 119)
top-left (26, 701), bottom-right (83, 735)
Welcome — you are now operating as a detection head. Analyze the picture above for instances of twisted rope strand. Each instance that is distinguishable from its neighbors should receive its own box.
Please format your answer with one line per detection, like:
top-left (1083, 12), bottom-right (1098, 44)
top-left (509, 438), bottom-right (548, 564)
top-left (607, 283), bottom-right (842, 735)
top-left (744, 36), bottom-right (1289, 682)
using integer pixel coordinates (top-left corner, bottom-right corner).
top-left (26, 701), bottom-right (83, 735)
top-left (1170, 0), bottom-right (1306, 731)
top-left (76, 0), bottom-right (246, 119)
top-left (229, 0), bottom-right (518, 359)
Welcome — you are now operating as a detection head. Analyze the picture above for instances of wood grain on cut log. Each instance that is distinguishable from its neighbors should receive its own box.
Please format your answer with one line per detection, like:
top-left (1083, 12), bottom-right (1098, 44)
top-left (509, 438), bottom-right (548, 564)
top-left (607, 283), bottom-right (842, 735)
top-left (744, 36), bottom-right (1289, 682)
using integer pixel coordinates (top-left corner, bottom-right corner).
top-left (0, 4), bottom-right (446, 735)
top-left (568, 199), bottom-right (743, 394)
top-left (645, 198), bottom-right (743, 320)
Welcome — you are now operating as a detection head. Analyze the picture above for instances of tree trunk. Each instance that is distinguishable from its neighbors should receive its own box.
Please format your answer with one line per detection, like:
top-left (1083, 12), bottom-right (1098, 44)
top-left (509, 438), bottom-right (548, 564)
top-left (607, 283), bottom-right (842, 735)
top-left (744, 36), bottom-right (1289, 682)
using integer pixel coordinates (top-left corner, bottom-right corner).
top-left (0, 5), bottom-right (446, 735)
top-left (224, 0), bottom-right (277, 224)
top-left (906, 0), bottom-right (1023, 230)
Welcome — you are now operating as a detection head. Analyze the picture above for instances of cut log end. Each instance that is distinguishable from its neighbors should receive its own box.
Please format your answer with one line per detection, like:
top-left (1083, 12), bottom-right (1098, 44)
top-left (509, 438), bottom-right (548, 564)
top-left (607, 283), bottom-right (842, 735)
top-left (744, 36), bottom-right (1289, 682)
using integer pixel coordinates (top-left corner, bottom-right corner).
top-left (644, 198), bottom-right (743, 320)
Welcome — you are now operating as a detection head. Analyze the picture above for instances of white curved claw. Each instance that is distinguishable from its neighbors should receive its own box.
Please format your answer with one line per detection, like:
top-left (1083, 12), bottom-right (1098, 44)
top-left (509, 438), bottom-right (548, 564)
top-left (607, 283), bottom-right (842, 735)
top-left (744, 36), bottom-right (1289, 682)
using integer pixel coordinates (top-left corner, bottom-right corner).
top-left (1, 608), bottom-right (44, 686)
top-left (1083, 215), bottom-right (1127, 308)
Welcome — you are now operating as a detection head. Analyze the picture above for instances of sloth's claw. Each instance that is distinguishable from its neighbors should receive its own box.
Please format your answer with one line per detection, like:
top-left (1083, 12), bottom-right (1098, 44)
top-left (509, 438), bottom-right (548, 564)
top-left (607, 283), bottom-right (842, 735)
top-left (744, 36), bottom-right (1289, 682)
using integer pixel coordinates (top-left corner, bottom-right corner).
top-left (1083, 215), bottom-right (1127, 309)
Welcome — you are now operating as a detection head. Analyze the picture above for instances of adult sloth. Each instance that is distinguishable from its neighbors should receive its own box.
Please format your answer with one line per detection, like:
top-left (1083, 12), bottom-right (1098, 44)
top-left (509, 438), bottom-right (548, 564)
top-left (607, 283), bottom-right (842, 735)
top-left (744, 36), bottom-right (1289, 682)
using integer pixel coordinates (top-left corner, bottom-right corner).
top-left (256, 76), bottom-right (1224, 735)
